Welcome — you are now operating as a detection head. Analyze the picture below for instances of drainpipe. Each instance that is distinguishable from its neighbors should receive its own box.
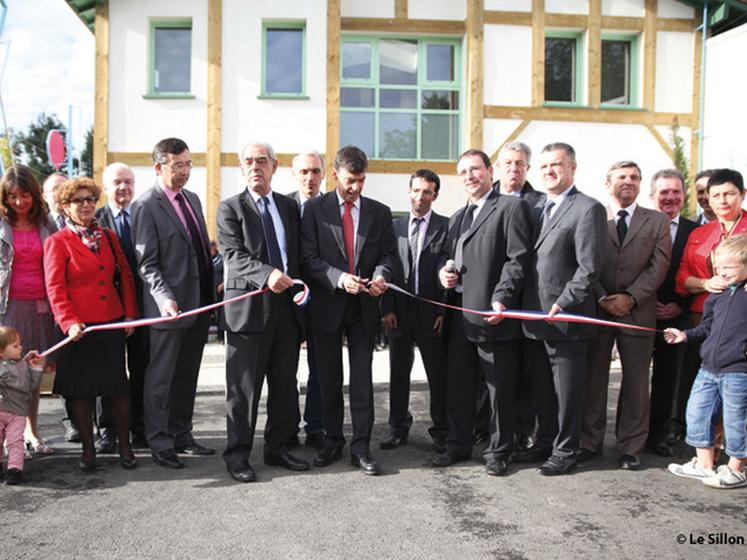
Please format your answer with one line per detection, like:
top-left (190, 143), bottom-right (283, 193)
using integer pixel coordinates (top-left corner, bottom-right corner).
top-left (696, 1), bottom-right (708, 173)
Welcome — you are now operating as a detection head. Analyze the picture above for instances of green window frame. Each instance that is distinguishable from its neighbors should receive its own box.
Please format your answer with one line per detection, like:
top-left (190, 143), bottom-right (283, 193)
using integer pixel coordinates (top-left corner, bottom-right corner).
top-left (260, 21), bottom-right (308, 99)
top-left (600, 33), bottom-right (640, 108)
top-left (544, 31), bottom-right (584, 107)
top-left (145, 19), bottom-right (194, 99)
top-left (339, 36), bottom-right (462, 161)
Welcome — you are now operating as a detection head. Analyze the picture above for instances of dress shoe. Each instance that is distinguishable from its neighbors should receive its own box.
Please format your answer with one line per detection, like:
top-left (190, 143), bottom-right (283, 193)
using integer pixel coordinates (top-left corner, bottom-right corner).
top-left (619, 454), bottom-right (642, 471)
top-left (5, 468), bottom-right (22, 485)
top-left (95, 435), bottom-right (117, 454)
top-left (538, 455), bottom-right (577, 476)
top-left (576, 448), bottom-right (600, 462)
top-left (379, 433), bottom-right (407, 450)
top-left (432, 436), bottom-right (447, 454)
top-left (313, 446), bottom-right (343, 467)
top-left (646, 440), bottom-right (674, 458)
top-left (432, 450), bottom-right (471, 468)
top-left (287, 435), bottom-right (301, 449)
top-left (512, 445), bottom-right (552, 463)
top-left (78, 458), bottom-right (97, 472)
top-left (65, 425), bottom-right (81, 443)
top-left (228, 464), bottom-right (256, 483)
top-left (305, 432), bottom-right (325, 450)
top-left (175, 442), bottom-right (215, 456)
top-left (515, 434), bottom-right (536, 451)
top-left (120, 455), bottom-right (138, 470)
top-left (486, 458), bottom-right (508, 476)
top-left (151, 449), bottom-right (184, 469)
top-left (350, 453), bottom-right (381, 476)
top-left (264, 450), bottom-right (310, 471)
top-left (473, 430), bottom-right (489, 445)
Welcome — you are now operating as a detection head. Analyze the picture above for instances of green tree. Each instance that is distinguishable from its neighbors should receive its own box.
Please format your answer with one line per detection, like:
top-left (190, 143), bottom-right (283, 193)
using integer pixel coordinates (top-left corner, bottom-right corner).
top-left (79, 127), bottom-right (93, 177)
top-left (669, 119), bottom-right (694, 218)
top-left (13, 113), bottom-right (66, 179)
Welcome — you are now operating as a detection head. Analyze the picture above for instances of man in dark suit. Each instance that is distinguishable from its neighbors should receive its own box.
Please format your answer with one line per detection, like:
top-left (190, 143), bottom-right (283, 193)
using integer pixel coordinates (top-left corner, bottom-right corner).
top-left (95, 162), bottom-right (149, 452)
top-left (581, 161), bottom-right (671, 470)
top-left (434, 149), bottom-right (531, 476)
top-left (694, 169), bottom-right (715, 225)
top-left (380, 169), bottom-right (448, 453)
top-left (522, 142), bottom-right (606, 476)
top-left (288, 150), bottom-right (326, 450)
top-left (300, 145), bottom-right (396, 476)
top-left (646, 169), bottom-right (697, 456)
top-left (131, 137), bottom-right (215, 469)
top-left (217, 142), bottom-right (307, 483)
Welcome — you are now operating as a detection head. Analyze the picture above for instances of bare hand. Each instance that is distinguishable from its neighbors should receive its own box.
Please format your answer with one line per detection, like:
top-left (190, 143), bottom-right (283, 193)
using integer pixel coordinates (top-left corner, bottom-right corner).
top-left (663, 328), bottom-right (686, 344)
top-left (600, 294), bottom-right (633, 317)
top-left (216, 282), bottom-right (224, 294)
top-left (439, 267), bottom-right (458, 289)
top-left (484, 301), bottom-right (505, 325)
top-left (703, 276), bottom-right (728, 294)
top-left (267, 268), bottom-right (294, 293)
top-left (381, 312), bottom-right (398, 331)
top-left (656, 301), bottom-right (683, 321)
top-left (23, 351), bottom-right (46, 369)
top-left (342, 273), bottom-right (369, 295)
top-left (124, 318), bottom-right (136, 338)
top-left (545, 303), bottom-right (563, 323)
top-left (433, 315), bottom-right (443, 335)
top-left (161, 299), bottom-right (179, 317)
top-left (68, 323), bottom-right (86, 341)
top-left (368, 276), bottom-right (388, 297)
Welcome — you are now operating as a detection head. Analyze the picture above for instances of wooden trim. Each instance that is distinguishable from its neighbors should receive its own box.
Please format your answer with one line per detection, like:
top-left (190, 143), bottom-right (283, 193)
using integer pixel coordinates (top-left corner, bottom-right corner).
top-left (587, 0), bottom-right (601, 108)
top-left (644, 124), bottom-right (674, 160)
top-left (327, 0), bottom-right (341, 191)
top-left (531, 0), bottom-right (545, 107)
top-left (477, 12), bottom-right (695, 32)
top-left (206, 0), bottom-right (222, 239)
top-left (394, 0), bottom-right (407, 20)
top-left (466, 0), bottom-right (484, 149)
top-left (689, 15), bottom-right (703, 214)
top-left (545, 13), bottom-right (587, 28)
top-left (340, 18), bottom-right (465, 34)
top-left (489, 120), bottom-right (531, 162)
top-left (93, 1), bottom-right (109, 185)
top-left (484, 11), bottom-right (532, 26)
top-left (368, 160), bottom-right (456, 175)
top-left (600, 16), bottom-right (642, 31)
top-left (483, 105), bottom-right (692, 127)
top-left (657, 18), bottom-right (697, 32)
top-left (643, 0), bottom-right (657, 111)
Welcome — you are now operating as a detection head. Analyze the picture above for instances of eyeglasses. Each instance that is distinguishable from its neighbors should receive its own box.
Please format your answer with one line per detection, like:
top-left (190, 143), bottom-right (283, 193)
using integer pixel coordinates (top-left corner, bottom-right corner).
top-left (70, 196), bottom-right (97, 205)
top-left (167, 162), bottom-right (193, 171)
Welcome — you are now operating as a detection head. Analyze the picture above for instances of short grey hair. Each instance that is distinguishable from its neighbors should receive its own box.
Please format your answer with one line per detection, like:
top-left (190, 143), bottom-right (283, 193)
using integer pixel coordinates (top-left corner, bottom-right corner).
top-left (606, 160), bottom-right (642, 183)
top-left (102, 162), bottom-right (134, 187)
top-left (498, 141), bottom-right (532, 164)
top-left (239, 142), bottom-right (276, 162)
top-left (541, 142), bottom-right (576, 164)
top-left (292, 150), bottom-right (325, 170)
top-left (650, 169), bottom-right (685, 196)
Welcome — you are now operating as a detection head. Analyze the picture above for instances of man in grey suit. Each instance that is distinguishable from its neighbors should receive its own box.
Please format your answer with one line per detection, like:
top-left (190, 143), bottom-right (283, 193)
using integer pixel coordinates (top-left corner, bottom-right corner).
top-left (300, 145), bottom-right (397, 476)
top-left (218, 142), bottom-right (307, 483)
top-left (380, 169), bottom-right (448, 453)
top-left (580, 161), bottom-right (670, 470)
top-left (435, 149), bottom-right (531, 476)
top-left (288, 150), bottom-right (326, 450)
top-left (131, 137), bottom-right (215, 469)
top-left (522, 142), bottom-right (606, 476)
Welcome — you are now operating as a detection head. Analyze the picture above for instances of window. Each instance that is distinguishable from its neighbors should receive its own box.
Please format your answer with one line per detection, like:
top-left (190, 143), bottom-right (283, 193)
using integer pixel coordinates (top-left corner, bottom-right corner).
top-left (148, 20), bottom-right (192, 97)
top-left (261, 22), bottom-right (306, 98)
top-left (340, 37), bottom-right (460, 161)
top-left (601, 35), bottom-right (638, 107)
top-left (544, 32), bottom-right (583, 105)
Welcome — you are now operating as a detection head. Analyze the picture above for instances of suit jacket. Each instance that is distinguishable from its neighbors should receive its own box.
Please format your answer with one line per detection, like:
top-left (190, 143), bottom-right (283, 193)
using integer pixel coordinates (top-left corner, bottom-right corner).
top-left (493, 180), bottom-right (544, 209)
top-left (44, 227), bottom-right (138, 333)
top-left (381, 212), bottom-right (448, 339)
top-left (300, 191), bottom-right (396, 335)
top-left (96, 205), bottom-right (144, 310)
top-left (130, 182), bottom-right (214, 330)
top-left (444, 190), bottom-right (531, 342)
top-left (522, 187), bottom-right (607, 341)
top-left (592, 205), bottom-right (671, 335)
top-left (657, 216), bottom-right (697, 318)
top-left (217, 189), bottom-right (303, 333)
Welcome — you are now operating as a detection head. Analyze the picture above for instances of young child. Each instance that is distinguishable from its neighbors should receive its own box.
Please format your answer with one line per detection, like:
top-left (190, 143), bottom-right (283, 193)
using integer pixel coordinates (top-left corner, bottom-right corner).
top-left (0, 326), bottom-right (45, 485)
top-left (664, 234), bottom-right (747, 489)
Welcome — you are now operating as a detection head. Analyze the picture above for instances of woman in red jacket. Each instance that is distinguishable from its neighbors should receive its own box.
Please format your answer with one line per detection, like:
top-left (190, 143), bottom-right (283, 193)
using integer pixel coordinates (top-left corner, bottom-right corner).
top-left (44, 177), bottom-right (139, 471)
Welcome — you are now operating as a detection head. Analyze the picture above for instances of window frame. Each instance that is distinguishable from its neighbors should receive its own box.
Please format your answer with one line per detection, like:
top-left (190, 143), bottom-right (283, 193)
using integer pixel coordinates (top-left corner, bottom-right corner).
top-left (339, 35), bottom-right (462, 162)
top-left (600, 33), bottom-right (640, 109)
top-left (543, 30), bottom-right (585, 108)
top-left (145, 18), bottom-right (194, 99)
top-left (259, 21), bottom-right (308, 100)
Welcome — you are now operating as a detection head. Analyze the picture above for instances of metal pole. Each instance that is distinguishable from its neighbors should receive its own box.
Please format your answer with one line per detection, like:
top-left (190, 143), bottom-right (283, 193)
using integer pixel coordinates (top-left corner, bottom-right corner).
top-left (67, 104), bottom-right (74, 176)
top-left (697, 1), bottom-right (708, 173)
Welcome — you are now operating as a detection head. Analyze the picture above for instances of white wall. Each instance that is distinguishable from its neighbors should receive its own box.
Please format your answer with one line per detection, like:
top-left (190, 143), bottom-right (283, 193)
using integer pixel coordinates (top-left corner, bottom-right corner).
top-left (659, 0), bottom-right (695, 19)
top-left (602, 0), bottom-right (644, 18)
top-left (484, 25), bottom-right (533, 107)
top-left (483, 118), bottom-right (527, 159)
top-left (408, 0), bottom-right (466, 21)
top-left (654, 31), bottom-right (694, 113)
top-left (341, 0), bottom-right (394, 18)
top-left (545, 0), bottom-right (588, 15)
top-left (485, 0), bottom-right (531, 12)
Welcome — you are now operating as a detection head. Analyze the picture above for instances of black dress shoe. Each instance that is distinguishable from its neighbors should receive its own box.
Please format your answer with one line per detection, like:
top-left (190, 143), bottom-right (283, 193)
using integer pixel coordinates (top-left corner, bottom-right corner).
top-left (228, 464), bottom-right (256, 483)
top-left (95, 435), bottom-right (117, 454)
top-left (432, 450), bottom-right (471, 468)
top-left (120, 455), bottom-right (138, 470)
top-left (78, 459), bottom-right (97, 472)
top-left (379, 433), bottom-right (407, 450)
top-left (473, 430), bottom-right (489, 444)
top-left (313, 446), bottom-right (343, 467)
top-left (305, 432), bottom-right (325, 450)
top-left (432, 436), bottom-right (447, 454)
top-left (287, 435), bottom-right (301, 449)
top-left (646, 440), bottom-right (674, 457)
top-left (538, 455), bottom-right (577, 476)
top-left (619, 454), bottom-right (642, 470)
top-left (5, 468), bottom-right (22, 485)
top-left (264, 450), bottom-right (310, 471)
top-left (151, 449), bottom-right (184, 469)
top-left (576, 448), bottom-right (600, 462)
top-left (65, 426), bottom-right (81, 443)
top-left (486, 458), bottom-right (508, 476)
top-left (351, 453), bottom-right (381, 476)
top-left (175, 442), bottom-right (215, 456)
top-left (513, 445), bottom-right (552, 463)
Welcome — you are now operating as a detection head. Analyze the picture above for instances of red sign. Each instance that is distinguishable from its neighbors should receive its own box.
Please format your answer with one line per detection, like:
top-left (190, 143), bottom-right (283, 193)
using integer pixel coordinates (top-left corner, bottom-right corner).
top-left (46, 130), bottom-right (65, 170)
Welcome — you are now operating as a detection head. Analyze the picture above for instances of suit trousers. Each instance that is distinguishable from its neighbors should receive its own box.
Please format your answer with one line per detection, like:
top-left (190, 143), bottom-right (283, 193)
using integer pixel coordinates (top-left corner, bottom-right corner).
top-left (529, 339), bottom-right (588, 457)
top-left (223, 298), bottom-right (300, 468)
top-left (649, 330), bottom-right (686, 442)
top-left (582, 327), bottom-right (654, 456)
top-left (144, 313), bottom-right (210, 452)
top-left (314, 295), bottom-right (376, 455)
top-left (387, 306), bottom-right (447, 440)
top-left (445, 311), bottom-right (517, 460)
top-left (302, 329), bottom-right (324, 435)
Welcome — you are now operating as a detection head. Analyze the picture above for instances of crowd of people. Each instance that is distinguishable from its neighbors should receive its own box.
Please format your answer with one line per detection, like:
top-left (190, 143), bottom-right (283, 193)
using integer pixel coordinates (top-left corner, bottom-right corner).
top-left (0, 137), bottom-right (745, 491)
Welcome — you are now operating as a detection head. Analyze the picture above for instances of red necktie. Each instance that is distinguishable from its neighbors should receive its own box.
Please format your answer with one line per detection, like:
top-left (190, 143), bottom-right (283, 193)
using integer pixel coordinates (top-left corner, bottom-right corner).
top-left (343, 201), bottom-right (355, 274)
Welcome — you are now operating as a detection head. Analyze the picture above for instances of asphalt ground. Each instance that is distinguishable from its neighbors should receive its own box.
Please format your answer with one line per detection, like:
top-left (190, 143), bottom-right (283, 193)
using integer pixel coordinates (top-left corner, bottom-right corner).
top-left (3, 341), bottom-right (746, 560)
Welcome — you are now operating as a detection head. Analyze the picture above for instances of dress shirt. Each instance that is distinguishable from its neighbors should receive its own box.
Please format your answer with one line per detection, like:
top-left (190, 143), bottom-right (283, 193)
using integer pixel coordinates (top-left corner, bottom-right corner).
top-left (546, 184), bottom-right (575, 219)
top-left (158, 178), bottom-right (203, 237)
top-left (335, 193), bottom-right (361, 287)
top-left (298, 190), bottom-right (322, 218)
top-left (408, 210), bottom-right (431, 294)
top-left (247, 189), bottom-right (289, 273)
top-left (610, 201), bottom-right (637, 229)
top-left (669, 214), bottom-right (680, 244)
top-left (107, 202), bottom-right (131, 236)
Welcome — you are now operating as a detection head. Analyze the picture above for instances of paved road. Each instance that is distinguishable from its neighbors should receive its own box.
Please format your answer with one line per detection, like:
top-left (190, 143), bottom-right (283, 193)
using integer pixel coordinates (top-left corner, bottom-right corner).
top-left (4, 342), bottom-right (745, 559)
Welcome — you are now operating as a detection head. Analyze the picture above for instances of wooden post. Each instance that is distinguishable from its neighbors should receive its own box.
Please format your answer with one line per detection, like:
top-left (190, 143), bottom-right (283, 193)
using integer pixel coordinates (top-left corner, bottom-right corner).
top-left (588, 0), bottom-right (601, 108)
top-left (531, 0), bottom-right (545, 107)
top-left (643, 0), bottom-right (657, 110)
top-left (466, 0), bottom-right (484, 149)
top-left (93, 1), bottom-right (109, 184)
top-left (206, 0), bottom-right (222, 239)
top-left (326, 0), bottom-right (341, 191)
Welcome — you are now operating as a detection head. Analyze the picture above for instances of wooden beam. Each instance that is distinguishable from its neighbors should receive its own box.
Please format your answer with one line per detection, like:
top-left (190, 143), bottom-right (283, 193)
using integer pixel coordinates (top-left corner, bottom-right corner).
top-left (601, 16), bottom-right (644, 31)
top-left (657, 18), bottom-right (697, 32)
top-left (206, 0), bottom-right (222, 240)
top-left (643, 0), bottom-right (657, 110)
top-left (587, 0), bottom-right (602, 108)
top-left (327, 0), bottom-right (341, 191)
top-left (531, 0), bottom-right (545, 107)
top-left (689, 13), bottom-right (703, 214)
top-left (545, 13), bottom-right (587, 28)
top-left (644, 124), bottom-right (674, 161)
top-left (484, 11), bottom-right (532, 26)
top-left (489, 120), bottom-right (531, 162)
top-left (394, 0), bottom-right (407, 20)
top-left (368, 160), bottom-right (456, 175)
top-left (108, 152), bottom-right (207, 167)
top-left (483, 105), bottom-right (693, 127)
top-left (466, 0), bottom-right (484, 149)
top-left (341, 18), bottom-right (465, 34)
top-left (93, 1), bottom-right (109, 185)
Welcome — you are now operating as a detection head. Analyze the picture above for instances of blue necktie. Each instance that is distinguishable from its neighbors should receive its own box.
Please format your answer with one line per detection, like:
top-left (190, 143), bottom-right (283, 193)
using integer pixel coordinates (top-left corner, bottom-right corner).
top-left (259, 196), bottom-right (284, 270)
top-left (118, 209), bottom-right (134, 262)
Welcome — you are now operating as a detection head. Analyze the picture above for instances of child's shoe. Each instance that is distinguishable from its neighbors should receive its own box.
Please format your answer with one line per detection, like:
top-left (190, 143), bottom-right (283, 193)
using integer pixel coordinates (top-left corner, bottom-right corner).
top-left (702, 465), bottom-right (747, 489)
top-left (5, 468), bottom-right (22, 485)
top-left (667, 457), bottom-right (716, 479)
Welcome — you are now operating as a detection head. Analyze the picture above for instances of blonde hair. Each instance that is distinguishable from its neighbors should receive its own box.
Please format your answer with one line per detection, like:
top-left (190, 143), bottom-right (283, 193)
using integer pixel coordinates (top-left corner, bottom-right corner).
top-left (715, 234), bottom-right (747, 265)
top-left (0, 326), bottom-right (20, 353)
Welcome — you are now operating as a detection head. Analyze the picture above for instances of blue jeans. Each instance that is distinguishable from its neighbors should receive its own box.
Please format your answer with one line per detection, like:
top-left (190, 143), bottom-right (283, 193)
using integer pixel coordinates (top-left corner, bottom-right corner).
top-left (685, 368), bottom-right (747, 459)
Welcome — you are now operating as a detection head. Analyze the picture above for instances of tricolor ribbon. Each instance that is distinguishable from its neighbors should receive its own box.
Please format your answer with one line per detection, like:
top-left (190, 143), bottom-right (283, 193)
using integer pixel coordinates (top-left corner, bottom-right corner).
top-left (41, 279), bottom-right (310, 357)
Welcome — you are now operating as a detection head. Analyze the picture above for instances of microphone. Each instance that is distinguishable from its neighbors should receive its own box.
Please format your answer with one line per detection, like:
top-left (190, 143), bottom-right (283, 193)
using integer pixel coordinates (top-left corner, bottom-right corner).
top-left (444, 259), bottom-right (457, 273)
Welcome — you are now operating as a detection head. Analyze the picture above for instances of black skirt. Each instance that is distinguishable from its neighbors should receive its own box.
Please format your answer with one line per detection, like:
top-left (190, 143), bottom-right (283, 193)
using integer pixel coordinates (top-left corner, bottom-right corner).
top-left (53, 324), bottom-right (130, 398)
